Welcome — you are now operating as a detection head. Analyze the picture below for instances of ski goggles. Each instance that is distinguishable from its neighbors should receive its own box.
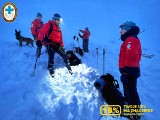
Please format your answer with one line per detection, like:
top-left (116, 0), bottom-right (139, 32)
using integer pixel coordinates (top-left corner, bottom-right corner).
top-left (55, 18), bottom-right (62, 23)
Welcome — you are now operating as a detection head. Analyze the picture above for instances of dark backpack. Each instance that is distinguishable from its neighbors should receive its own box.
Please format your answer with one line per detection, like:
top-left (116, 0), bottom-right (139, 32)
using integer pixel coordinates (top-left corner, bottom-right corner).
top-left (74, 47), bottom-right (84, 56)
top-left (94, 73), bottom-right (124, 109)
top-left (42, 23), bottom-right (53, 44)
top-left (66, 50), bottom-right (81, 66)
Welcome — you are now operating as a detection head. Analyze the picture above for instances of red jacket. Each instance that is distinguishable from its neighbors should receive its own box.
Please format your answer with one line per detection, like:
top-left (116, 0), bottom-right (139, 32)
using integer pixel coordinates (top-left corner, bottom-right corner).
top-left (80, 30), bottom-right (90, 40)
top-left (119, 37), bottom-right (142, 68)
top-left (38, 20), bottom-right (64, 46)
top-left (31, 19), bottom-right (43, 37)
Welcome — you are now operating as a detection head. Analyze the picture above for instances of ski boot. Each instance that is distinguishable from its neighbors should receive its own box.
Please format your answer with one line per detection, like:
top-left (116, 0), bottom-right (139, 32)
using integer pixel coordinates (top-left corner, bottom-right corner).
top-left (50, 72), bottom-right (54, 78)
top-left (48, 68), bottom-right (54, 78)
top-left (65, 60), bottom-right (73, 75)
top-left (69, 70), bottom-right (73, 75)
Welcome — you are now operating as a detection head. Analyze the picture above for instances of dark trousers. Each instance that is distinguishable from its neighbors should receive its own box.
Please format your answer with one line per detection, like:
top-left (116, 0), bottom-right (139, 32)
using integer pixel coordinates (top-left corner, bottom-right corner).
top-left (120, 74), bottom-right (141, 106)
top-left (46, 44), bottom-right (71, 74)
top-left (83, 39), bottom-right (89, 53)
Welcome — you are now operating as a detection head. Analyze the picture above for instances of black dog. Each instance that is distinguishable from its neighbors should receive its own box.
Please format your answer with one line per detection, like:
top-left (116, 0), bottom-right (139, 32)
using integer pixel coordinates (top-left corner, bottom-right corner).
top-left (15, 29), bottom-right (34, 47)
top-left (66, 50), bottom-right (81, 66)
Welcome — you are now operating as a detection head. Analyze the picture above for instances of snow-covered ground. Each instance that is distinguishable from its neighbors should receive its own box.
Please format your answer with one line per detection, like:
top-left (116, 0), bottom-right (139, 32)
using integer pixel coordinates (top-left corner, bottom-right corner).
top-left (1, 0), bottom-right (160, 120)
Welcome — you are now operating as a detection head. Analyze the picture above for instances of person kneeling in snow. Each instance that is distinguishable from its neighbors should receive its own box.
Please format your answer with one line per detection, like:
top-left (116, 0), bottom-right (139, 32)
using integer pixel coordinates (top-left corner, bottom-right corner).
top-left (36, 13), bottom-right (72, 77)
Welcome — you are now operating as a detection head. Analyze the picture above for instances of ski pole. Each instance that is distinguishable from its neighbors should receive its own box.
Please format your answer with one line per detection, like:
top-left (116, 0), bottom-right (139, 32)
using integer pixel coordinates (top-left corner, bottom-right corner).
top-left (96, 48), bottom-right (98, 72)
top-left (77, 37), bottom-right (80, 53)
top-left (75, 36), bottom-right (79, 48)
top-left (73, 35), bottom-right (80, 54)
top-left (32, 55), bottom-right (38, 77)
top-left (102, 49), bottom-right (105, 74)
top-left (72, 43), bottom-right (75, 51)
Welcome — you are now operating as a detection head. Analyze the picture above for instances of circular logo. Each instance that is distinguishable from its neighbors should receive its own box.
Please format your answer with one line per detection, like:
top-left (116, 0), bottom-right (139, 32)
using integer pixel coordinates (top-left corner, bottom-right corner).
top-left (1, 2), bottom-right (18, 22)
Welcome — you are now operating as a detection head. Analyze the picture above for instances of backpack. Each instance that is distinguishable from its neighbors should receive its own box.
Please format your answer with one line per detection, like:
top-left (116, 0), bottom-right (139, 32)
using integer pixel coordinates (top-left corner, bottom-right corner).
top-left (74, 47), bottom-right (84, 56)
top-left (42, 23), bottom-right (53, 45)
top-left (66, 50), bottom-right (81, 66)
top-left (94, 73), bottom-right (124, 109)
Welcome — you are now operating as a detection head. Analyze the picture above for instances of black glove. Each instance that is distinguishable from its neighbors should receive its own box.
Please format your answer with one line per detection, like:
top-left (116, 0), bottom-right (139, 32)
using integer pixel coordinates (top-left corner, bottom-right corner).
top-left (36, 47), bottom-right (41, 58)
top-left (59, 46), bottom-right (65, 51)
top-left (36, 40), bottom-right (42, 48)
top-left (73, 36), bottom-right (76, 40)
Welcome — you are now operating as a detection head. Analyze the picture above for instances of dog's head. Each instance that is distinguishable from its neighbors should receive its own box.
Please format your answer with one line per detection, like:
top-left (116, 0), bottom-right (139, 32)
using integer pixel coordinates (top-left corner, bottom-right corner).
top-left (15, 29), bottom-right (21, 40)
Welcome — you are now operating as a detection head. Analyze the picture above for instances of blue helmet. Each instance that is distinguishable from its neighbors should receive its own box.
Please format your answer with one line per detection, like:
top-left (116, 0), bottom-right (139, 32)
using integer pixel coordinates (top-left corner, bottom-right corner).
top-left (119, 21), bottom-right (136, 31)
top-left (53, 13), bottom-right (61, 20)
top-left (36, 12), bottom-right (42, 17)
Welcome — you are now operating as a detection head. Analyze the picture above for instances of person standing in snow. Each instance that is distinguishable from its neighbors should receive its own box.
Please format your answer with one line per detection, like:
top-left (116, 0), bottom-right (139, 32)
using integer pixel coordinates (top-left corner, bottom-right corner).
top-left (119, 21), bottom-right (142, 119)
top-left (36, 13), bottom-right (72, 77)
top-left (79, 27), bottom-right (90, 53)
top-left (31, 12), bottom-right (44, 41)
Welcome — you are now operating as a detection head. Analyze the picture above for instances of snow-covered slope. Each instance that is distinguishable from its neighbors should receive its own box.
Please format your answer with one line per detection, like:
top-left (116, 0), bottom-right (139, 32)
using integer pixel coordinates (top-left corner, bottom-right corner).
top-left (0, 43), bottom-right (103, 120)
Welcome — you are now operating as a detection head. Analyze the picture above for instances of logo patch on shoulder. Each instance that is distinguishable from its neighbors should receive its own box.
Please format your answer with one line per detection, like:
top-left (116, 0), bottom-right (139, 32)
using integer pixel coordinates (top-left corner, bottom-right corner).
top-left (127, 42), bottom-right (131, 49)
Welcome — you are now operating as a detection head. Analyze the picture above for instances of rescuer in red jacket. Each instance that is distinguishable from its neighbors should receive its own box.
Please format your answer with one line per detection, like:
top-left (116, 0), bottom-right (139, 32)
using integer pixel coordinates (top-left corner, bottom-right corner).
top-left (79, 27), bottom-right (90, 53)
top-left (36, 13), bottom-right (72, 77)
top-left (119, 21), bottom-right (142, 119)
top-left (31, 12), bottom-right (43, 40)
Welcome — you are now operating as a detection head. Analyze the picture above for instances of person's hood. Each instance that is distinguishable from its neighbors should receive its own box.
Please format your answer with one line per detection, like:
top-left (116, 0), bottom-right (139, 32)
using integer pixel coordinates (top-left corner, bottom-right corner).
top-left (121, 26), bottom-right (140, 41)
